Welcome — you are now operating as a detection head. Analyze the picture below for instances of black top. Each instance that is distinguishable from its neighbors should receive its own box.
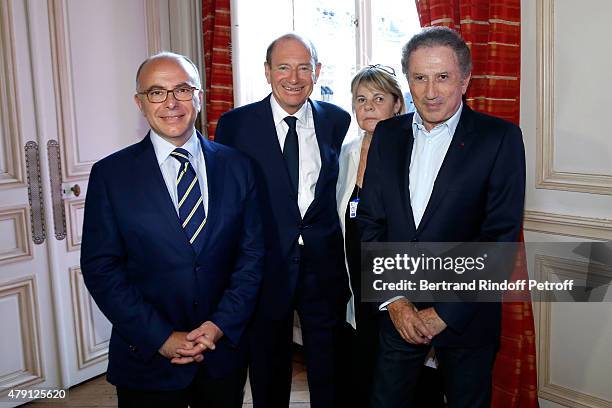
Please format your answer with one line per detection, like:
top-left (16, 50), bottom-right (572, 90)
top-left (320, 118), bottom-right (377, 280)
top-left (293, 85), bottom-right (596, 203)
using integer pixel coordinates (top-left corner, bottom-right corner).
top-left (344, 184), bottom-right (363, 319)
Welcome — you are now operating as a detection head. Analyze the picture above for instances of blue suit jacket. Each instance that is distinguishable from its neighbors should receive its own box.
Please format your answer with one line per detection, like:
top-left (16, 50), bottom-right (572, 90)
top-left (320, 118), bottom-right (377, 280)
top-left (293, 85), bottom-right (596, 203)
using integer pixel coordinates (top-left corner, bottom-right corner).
top-left (358, 105), bottom-right (526, 346)
top-left (215, 96), bottom-right (351, 319)
top-left (80, 132), bottom-right (264, 390)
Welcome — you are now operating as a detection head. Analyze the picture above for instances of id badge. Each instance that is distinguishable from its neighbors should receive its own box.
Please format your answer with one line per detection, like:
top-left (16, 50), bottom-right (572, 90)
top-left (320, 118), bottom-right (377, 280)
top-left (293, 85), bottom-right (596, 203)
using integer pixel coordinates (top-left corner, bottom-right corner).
top-left (349, 197), bottom-right (360, 218)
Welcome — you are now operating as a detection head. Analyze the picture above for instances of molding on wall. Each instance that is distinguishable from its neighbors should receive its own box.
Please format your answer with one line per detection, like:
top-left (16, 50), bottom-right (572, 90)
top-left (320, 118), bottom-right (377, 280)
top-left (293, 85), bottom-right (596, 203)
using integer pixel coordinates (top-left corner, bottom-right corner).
top-left (0, 0), bottom-right (26, 189)
top-left (536, 0), bottom-right (612, 195)
top-left (0, 277), bottom-right (44, 392)
top-left (49, 0), bottom-right (166, 181)
top-left (48, 0), bottom-right (92, 182)
top-left (535, 255), bottom-right (612, 407)
top-left (524, 210), bottom-right (612, 241)
top-left (0, 206), bottom-right (33, 265)
top-left (70, 267), bottom-right (109, 370)
top-left (65, 199), bottom-right (84, 252)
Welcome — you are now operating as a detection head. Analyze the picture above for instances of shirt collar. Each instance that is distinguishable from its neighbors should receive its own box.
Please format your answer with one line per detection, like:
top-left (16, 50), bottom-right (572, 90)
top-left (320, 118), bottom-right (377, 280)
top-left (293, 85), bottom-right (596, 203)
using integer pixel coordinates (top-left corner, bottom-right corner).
top-left (412, 101), bottom-right (463, 137)
top-left (270, 94), bottom-right (310, 127)
top-left (150, 128), bottom-right (198, 166)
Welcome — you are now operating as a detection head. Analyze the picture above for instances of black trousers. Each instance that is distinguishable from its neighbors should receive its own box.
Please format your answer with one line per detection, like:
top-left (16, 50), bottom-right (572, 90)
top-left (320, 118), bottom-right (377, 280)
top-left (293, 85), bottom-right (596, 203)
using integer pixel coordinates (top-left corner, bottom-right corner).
top-left (246, 262), bottom-right (347, 408)
top-left (371, 314), bottom-right (497, 408)
top-left (116, 366), bottom-right (246, 408)
top-left (336, 314), bottom-right (379, 406)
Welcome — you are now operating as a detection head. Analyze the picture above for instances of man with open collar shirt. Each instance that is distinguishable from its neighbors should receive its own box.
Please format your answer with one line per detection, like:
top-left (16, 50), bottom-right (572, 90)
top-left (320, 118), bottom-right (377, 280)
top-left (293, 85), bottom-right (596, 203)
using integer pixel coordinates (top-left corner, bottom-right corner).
top-left (358, 27), bottom-right (526, 408)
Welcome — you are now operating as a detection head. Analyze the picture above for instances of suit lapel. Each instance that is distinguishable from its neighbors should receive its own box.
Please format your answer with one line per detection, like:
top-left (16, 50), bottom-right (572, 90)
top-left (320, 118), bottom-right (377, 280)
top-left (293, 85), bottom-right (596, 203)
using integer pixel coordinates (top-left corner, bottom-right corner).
top-left (256, 97), bottom-right (301, 218)
top-left (255, 96), bottom-right (286, 162)
top-left (400, 115), bottom-right (418, 234)
top-left (132, 133), bottom-right (194, 254)
top-left (196, 131), bottom-right (223, 256)
top-left (305, 99), bottom-right (331, 217)
top-left (416, 106), bottom-right (476, 233)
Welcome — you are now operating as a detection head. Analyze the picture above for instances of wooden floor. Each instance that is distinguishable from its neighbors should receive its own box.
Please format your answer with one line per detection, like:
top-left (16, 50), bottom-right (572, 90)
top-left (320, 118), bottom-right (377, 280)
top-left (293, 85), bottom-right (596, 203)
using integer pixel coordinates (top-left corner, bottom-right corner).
top-left (26, 349), bottom-right (310, 407)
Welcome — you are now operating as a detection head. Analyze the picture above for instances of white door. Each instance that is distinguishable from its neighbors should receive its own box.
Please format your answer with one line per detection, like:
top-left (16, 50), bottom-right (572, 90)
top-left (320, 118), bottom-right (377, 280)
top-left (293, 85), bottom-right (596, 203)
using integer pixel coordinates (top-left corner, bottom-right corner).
top-left (0, 0), bottom-right (61, 402)
top-left (0, 0), bottom-right (185, 404)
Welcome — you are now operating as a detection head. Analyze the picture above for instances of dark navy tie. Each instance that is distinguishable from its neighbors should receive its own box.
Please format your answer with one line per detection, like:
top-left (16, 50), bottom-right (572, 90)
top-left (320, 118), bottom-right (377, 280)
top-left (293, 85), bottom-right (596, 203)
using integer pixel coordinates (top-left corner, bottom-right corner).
top-left (283, 116), bottom-right (299, 196)
top-left (170, 148), bottom-right (206, 253)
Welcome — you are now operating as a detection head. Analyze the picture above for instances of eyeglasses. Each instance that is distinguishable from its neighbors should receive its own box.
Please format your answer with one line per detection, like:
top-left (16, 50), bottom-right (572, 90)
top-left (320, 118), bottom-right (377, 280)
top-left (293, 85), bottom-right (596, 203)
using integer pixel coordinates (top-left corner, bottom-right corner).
top-left (138, 86), bottom-right (198, 103)
top-left (366, 64), bottom-right (396, 77)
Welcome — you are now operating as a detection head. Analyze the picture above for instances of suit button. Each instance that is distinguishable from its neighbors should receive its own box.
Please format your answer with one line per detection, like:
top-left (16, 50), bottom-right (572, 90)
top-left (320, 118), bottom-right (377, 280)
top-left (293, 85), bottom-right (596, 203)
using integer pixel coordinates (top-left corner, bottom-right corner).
top-left (195, 266), bottom-right (201, 273)
top-left (193, 301), bottom-right (199, 307)
top-left (291, 257), bottom-right (300, 264)
top-left (410, 238), bottom-right (419, 242)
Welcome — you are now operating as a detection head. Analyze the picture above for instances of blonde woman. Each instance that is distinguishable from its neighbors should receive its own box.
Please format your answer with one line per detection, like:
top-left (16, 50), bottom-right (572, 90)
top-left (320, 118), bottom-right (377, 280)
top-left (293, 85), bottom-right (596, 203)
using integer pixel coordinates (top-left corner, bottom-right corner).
top-left (336, 65), bottom-right (404, 405)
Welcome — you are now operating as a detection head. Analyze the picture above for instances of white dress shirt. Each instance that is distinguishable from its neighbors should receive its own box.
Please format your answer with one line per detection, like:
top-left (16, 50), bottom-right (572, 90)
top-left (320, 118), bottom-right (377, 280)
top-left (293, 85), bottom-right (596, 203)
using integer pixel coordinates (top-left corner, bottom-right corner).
top-left (379, 103), bottom-right (463, 311)
top-left (270, 96), bottom-right (321, 219)
top-left (150, 129), bottom-right (209, 216)
top-left (409, 103), bottom-right (462, 227)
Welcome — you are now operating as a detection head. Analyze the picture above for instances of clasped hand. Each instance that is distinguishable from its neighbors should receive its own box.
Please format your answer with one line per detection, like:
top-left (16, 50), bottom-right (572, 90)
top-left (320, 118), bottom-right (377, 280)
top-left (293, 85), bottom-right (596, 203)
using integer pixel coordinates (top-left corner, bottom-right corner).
top-left (387, 298), bottom-right (447, 345)
top-left (158, 321), bottom-right (223, 365)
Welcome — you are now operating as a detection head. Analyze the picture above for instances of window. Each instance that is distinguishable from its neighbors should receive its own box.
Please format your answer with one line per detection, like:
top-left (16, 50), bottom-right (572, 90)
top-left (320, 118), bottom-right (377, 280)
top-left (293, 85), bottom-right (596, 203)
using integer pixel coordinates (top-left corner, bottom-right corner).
top-left (232, 0), bottom-right (421, 116)
top-left (293, 0), bottom-right (357, 112)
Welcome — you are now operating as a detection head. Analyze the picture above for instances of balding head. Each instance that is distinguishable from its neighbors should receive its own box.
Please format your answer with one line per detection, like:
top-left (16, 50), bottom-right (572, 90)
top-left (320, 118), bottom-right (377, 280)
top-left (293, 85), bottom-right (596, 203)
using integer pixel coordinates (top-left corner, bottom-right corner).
top-left (266, 33), bottom-right (318, 67)
top-left (136, 51), bottom-right (201, 91)
top-left (133, 51), bottom-right (203, 147)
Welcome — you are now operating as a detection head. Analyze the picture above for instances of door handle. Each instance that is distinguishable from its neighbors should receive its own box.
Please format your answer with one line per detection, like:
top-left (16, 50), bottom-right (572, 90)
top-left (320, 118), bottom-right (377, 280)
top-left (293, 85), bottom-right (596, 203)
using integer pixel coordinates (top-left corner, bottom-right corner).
top-left (70, 184), bottom-right (81, 197)
top-left (62, 184), bottom-right (81, 198)
top-left (24, 141), bottom-right (46, 244)
top-left (47, 140), bottom-right (67, 240)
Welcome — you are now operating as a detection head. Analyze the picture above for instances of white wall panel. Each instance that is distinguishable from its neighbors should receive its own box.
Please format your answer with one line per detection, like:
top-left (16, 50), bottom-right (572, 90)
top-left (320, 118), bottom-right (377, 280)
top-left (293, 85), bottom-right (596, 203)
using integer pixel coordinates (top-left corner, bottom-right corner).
top-left (0, 278), bottom-right (43, 392)
top-left (0, 294), bottom-right (26, 379)
top-left (553, 1), bottom-right (612, 177)
top-left (0, 0), bottom-right (25, 189)
top-left (533, 0), bottom-right (612, 197)
top-left (50, 0), bottom-right (151, 181)
top-left (70, 267), bottom-right (110, 369)
top-left (522, 0), bottom-right (612, 406)
top-left (0, 207), bottom-right (32, 265)
top-left (65, 199), bottom-right (84, 251)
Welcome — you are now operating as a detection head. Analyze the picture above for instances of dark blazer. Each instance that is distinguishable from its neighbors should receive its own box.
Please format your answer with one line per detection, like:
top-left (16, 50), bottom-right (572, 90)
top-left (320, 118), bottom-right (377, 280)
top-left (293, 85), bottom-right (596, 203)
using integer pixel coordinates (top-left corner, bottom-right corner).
top-left (358, 105), bottom-right (526, 347)
top-left (80, 132), bottom-right (263, 390)
top-left (215, 95), bottom-right (352, 319)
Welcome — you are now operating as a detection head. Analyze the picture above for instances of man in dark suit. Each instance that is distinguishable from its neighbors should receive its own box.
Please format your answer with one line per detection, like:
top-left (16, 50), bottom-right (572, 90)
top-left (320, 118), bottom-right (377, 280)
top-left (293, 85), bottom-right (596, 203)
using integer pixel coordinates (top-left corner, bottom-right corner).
top-left (215, 34), bottom-right (351, 408)
top-left (80, 52), bottom-right (263, 408)
top-left (358, 27), bottom-right (526, 407)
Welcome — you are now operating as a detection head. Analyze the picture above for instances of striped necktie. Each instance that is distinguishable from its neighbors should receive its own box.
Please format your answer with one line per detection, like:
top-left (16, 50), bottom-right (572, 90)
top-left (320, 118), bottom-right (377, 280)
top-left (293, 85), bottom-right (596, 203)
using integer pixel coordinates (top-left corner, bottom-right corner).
top-left (170, 148), bottom-right (206, 253)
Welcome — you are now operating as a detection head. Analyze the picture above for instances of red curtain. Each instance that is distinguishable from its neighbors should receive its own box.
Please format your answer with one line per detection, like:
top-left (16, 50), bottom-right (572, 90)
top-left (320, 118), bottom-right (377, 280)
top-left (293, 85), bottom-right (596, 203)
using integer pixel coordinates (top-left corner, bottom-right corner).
top-left (415, 1), bottom-right (539, 407)
top-left (415, 0), bottom-right (521, 124)
top-left (202, 0), bottom-right (233, 139)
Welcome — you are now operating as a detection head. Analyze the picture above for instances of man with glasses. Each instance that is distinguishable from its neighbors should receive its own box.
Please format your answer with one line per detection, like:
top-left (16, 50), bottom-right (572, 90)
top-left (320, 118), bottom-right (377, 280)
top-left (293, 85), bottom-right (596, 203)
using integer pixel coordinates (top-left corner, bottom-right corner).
top-left (215, 34), bottom-right (351, 408)
top-left (81, 52), bottom-right (264, 408)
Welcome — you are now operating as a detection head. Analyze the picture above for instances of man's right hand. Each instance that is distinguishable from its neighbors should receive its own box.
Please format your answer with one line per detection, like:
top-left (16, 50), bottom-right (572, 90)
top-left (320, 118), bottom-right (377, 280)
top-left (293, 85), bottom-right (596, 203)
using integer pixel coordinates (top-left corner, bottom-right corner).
top-left (387, 298), bottom-right (433, 345)
top-left (158, 331), bottom-right (203, 364)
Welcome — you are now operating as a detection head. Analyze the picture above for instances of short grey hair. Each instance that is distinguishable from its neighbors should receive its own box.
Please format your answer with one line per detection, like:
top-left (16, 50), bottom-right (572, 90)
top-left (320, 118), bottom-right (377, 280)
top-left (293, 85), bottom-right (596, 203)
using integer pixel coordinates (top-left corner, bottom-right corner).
top-left (265, 33), bottom-right (319, 67)
top-left (136, 51), bottom-right (201, 90)
top-left (401, 26), bottom-right (472, 78)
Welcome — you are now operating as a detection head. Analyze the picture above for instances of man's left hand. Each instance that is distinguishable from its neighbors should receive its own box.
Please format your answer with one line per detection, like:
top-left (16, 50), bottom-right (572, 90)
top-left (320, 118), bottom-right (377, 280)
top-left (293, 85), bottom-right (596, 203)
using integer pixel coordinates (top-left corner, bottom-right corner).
top-left (174, 321), bottom-right (223, 361)
top-left (418, 307), bottom-right (447, 337)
